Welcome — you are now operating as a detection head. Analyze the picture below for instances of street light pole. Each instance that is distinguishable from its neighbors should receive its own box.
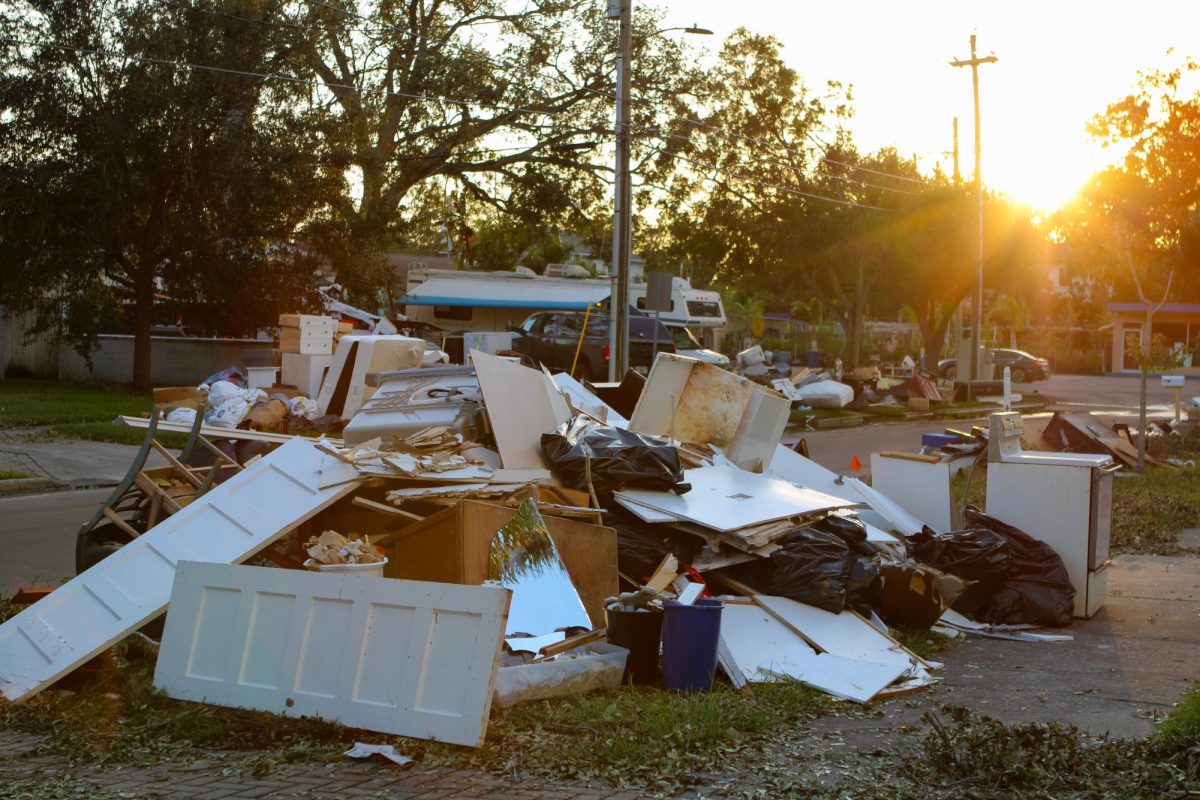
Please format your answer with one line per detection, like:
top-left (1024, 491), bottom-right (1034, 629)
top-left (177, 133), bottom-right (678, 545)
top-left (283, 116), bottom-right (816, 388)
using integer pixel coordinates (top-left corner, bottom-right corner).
top-left (951, 35), bottom-right (996, 391)
top-left (608, 0), bottom-right (633, 381)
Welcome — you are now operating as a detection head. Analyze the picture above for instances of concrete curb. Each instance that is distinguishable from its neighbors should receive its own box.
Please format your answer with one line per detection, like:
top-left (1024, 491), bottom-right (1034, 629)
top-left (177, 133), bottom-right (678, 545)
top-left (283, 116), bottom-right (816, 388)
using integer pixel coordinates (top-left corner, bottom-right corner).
top-left (0, 477), bottom-right (63, 496)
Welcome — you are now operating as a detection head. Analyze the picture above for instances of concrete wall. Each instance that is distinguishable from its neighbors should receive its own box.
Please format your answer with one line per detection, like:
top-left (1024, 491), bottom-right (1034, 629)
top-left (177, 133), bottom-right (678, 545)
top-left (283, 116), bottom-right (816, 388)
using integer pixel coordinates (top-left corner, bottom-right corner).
top-left (58, 335), bottom-right (268, 386)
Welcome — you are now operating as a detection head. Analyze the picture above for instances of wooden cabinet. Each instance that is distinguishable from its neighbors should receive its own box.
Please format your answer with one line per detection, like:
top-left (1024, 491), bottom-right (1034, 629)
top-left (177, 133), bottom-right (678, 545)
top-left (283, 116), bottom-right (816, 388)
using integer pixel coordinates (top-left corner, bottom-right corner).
top-left (385, 500), bottom-right (617, 627)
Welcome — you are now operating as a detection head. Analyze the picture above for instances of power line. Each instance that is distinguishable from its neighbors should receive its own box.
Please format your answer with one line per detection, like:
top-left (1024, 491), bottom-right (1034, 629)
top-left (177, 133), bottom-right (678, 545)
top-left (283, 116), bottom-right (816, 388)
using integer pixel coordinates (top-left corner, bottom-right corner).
top-left (659, 149), bottom-right (890, 211)
top-left (293, 0), bottom-right (929, 188)
top-left (1, 36), bottom-right (353, 89)
top-left (633, 122), bottom-right (919, 196)
top-left (3, 39), bottom-right (892, 211)
top-left (148, 0), bottom-right (931, 189)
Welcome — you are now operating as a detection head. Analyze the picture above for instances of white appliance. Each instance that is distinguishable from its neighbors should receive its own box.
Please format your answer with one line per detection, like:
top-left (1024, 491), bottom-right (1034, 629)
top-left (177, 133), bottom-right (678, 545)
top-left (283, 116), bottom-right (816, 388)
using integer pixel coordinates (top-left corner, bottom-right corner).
top-left (984, 412), bottom-right (1118, 618)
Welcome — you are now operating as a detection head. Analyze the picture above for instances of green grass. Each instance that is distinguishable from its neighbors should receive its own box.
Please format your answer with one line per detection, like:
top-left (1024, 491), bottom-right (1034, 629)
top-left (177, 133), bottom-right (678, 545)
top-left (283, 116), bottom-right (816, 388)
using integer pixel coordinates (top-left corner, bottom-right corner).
top-left (890, 626), bottom-right (951, 662)
top-left (1156, 680), bottom-right (1200, 754)
top-left (0, 378), bottom-right (152, 427)
top-left (0, 469), bottom-right (33, 480)
top-left (0, 378), bottom-right (190, 447)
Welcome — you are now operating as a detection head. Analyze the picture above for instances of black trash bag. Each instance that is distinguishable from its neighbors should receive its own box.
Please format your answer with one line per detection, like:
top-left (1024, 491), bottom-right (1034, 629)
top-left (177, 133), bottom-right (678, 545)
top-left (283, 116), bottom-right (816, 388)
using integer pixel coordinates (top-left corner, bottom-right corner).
top-left (809, 513), bottom-right (883, 612)
top-left (952, 508), bottom-right (1075, 627)
top-left (541, 416), bottom-right (688, 499)
top-left (613, 518), bottom-right (703, 584)
top-left (724, 524), bottom-right (881, 614)
top-left (907, 525), bottom-right (1013, 581)
top-left (906, 507), bottom-right (1075, 627)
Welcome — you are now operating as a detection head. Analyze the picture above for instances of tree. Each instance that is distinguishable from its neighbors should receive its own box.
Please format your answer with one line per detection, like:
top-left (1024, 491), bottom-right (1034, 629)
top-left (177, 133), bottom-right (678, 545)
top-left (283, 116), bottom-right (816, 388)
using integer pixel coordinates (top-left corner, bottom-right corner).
top-left (889, 187), bottom-right (1040, 360)
top-left (285, 0), bottom-right (700, 299)
top-left (0, 0), bottom-right (336, 387)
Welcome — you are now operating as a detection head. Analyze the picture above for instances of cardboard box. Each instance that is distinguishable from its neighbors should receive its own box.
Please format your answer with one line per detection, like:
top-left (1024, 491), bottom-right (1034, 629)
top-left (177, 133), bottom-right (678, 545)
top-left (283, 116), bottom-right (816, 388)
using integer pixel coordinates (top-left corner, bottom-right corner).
top-left (281, 352), bottom-right (333, 398)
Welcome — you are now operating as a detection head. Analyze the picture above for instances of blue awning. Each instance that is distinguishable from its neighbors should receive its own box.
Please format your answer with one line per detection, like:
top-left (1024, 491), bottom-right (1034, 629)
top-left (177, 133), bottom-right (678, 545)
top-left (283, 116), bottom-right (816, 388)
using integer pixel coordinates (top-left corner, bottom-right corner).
top-left (402, 277), bottom-right (610, 310)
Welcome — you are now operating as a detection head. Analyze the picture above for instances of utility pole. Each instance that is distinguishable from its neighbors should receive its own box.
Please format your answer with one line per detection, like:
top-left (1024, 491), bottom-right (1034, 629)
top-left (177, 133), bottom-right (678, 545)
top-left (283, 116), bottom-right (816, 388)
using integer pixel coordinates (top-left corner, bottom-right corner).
top-left (952, 117), bottom-right (961, 185)
top-left (607, 0), bottom-right (633, 381)
top-left (951, 35), bottom-right (996, 390)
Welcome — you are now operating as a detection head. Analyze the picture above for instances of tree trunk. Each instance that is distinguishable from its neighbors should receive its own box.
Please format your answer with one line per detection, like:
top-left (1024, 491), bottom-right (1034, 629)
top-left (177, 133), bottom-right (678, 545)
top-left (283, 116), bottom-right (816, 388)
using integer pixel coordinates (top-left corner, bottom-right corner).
top-left (131, 273), bottom-right (155, 390)
top-left (915, 302), bottom-right (953, 367)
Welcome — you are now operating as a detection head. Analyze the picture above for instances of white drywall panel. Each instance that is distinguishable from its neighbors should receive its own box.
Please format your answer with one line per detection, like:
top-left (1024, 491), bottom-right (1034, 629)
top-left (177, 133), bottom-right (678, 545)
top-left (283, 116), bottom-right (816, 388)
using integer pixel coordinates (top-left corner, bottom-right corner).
top-left (719, 602), bottom-right (904, 703)
top-left (0, 438), bottom-right (359, 703)
top-left (155, 562), bottom-right (509, 747)
top-left (753, 595), bottom-right (915, 670)
top-left (472, 350), bottom-right (570, 469)
top-left (615, 466), bottom-right (854, 532)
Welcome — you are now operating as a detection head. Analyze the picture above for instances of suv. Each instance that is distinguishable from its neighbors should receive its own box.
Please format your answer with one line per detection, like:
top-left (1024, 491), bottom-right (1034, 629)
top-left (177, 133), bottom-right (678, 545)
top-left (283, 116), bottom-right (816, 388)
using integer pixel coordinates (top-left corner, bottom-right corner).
top-left (511, 311), bottom-right (675, 380)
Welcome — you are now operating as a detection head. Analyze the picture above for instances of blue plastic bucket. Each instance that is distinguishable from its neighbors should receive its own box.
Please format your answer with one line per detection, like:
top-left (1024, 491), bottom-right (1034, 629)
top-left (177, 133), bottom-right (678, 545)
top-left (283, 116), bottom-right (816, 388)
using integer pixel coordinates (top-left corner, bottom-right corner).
top-left (661, 598), bottom-right (724, 692)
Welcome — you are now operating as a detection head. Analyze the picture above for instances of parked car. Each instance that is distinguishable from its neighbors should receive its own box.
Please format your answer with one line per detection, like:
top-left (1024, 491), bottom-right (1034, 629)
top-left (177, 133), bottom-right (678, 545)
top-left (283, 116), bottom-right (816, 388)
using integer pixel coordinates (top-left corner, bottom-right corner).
top-left (511, 311), bottom-right (675, 381)
top-left (666, 324), bottom-right (730, 367)
top-left (937, 348), bottom-right (1052, 382)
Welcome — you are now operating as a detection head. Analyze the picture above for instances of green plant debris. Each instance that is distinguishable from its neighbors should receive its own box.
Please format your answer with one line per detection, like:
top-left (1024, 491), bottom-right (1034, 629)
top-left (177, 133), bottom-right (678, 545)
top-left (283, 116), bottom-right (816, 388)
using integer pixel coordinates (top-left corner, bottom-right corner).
top-left (0, 633), bottom-right (830, 792)
top-left (0, 469), bottom-right (33, 480)
top-left (889, 626), bottom-right (950, 662)
top-left (890, 703), bottom-right (1200, 799)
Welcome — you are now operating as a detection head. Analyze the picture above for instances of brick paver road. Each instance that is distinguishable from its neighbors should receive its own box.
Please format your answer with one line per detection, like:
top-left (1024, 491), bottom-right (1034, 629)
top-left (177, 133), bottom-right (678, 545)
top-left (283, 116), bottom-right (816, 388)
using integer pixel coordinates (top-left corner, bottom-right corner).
top-left (0, 731), bottom-right (649, 800)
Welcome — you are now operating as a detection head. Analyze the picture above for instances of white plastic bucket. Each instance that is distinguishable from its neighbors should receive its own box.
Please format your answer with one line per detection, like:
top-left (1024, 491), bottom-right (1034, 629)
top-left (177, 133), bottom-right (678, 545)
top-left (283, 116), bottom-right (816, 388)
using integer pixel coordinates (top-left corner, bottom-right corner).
top-left (303, 557), bottom-right (388, 578)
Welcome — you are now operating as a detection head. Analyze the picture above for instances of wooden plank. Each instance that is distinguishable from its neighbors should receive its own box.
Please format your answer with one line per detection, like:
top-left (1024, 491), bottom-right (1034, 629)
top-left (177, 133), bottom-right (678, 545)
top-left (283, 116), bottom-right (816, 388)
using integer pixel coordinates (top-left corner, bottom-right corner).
top-left (352, 496), bottom-right (424, 521)
top-left (877, 450), bottom-right (942, 464)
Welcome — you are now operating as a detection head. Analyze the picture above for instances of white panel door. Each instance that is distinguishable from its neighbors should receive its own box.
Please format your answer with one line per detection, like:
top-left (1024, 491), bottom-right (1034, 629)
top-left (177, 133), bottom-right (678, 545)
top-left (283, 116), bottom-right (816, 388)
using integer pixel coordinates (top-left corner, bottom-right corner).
top-left (0, 438), bottom-right (359, 703)
top-left (154, 562), bottom-right (510, 748)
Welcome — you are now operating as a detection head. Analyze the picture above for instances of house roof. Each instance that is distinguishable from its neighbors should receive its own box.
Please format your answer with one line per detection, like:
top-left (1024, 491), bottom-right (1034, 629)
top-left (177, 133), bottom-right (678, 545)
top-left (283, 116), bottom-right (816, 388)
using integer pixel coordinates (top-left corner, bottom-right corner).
top-left (1107, 302), bottom-right (1200, 315)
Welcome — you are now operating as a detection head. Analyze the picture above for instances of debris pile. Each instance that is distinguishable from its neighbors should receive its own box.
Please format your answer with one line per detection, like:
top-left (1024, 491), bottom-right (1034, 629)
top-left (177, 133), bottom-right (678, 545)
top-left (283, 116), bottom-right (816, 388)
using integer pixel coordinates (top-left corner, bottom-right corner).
top-left (3, 342), bottom-right (1094, 758)
top-left (304, 530), bottom-right (385, 566)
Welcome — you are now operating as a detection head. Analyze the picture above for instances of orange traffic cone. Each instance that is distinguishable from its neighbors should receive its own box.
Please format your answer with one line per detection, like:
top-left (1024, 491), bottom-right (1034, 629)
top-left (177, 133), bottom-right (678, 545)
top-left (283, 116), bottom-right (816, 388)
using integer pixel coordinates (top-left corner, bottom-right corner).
top-left (850, 454), bottom-right (863, 472)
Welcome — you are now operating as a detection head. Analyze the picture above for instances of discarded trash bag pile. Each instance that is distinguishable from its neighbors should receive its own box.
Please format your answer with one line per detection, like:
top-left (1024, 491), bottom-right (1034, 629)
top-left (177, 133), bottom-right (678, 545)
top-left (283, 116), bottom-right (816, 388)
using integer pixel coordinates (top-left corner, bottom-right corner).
top-left (723, 515), bottom-right (883, 614)
top-left (906, 507), bottom-right (1075, 627)
top-left (541, 416), bottom-right (689, 498)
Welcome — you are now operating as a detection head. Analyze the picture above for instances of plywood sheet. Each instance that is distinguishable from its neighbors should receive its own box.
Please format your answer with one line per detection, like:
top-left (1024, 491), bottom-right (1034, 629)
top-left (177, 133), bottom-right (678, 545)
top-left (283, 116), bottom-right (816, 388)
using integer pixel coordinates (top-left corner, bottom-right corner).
top-left (472, 350), bottom-right (571, 469)
top-left (0, 438), bottom-right (359, 703)
top-left (614, 466), bottom-right (854, 533)
top-left (154, 562), bottom-right (509, 747)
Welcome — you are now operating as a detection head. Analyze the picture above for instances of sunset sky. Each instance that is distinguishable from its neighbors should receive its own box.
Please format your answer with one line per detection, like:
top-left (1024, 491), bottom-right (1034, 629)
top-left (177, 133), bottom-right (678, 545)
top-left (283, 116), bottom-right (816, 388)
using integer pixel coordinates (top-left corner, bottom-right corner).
top-left (658, 0), bottom-right (1194, 212)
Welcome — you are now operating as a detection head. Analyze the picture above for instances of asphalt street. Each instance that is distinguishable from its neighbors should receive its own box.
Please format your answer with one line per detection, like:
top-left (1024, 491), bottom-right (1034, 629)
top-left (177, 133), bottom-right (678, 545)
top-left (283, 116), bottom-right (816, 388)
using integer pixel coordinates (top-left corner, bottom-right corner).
top-left (0, 487), bottom-right (107, 595)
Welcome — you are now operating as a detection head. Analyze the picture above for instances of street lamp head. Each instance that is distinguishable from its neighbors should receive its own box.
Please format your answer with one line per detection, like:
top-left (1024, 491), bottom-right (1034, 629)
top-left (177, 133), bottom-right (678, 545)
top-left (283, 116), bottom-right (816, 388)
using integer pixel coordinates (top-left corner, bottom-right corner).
top-left (683, 24), bottom-right (713, 35)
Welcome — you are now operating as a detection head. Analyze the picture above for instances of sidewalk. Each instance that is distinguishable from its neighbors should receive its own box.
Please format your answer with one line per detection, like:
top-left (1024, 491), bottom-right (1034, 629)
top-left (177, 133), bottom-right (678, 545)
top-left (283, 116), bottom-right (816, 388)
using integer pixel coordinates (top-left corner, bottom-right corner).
top-left (0, 430), bottom-right (166, 490)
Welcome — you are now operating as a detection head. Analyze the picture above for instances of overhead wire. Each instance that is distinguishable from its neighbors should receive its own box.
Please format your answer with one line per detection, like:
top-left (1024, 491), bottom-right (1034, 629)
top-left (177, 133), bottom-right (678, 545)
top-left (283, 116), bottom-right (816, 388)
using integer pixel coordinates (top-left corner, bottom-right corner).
top-left (3, 32), bottom-right (902, 210)
top-left (140, 0), bottom-right (931, 189)
top-left (289, 0), bottom-right (929, 188)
